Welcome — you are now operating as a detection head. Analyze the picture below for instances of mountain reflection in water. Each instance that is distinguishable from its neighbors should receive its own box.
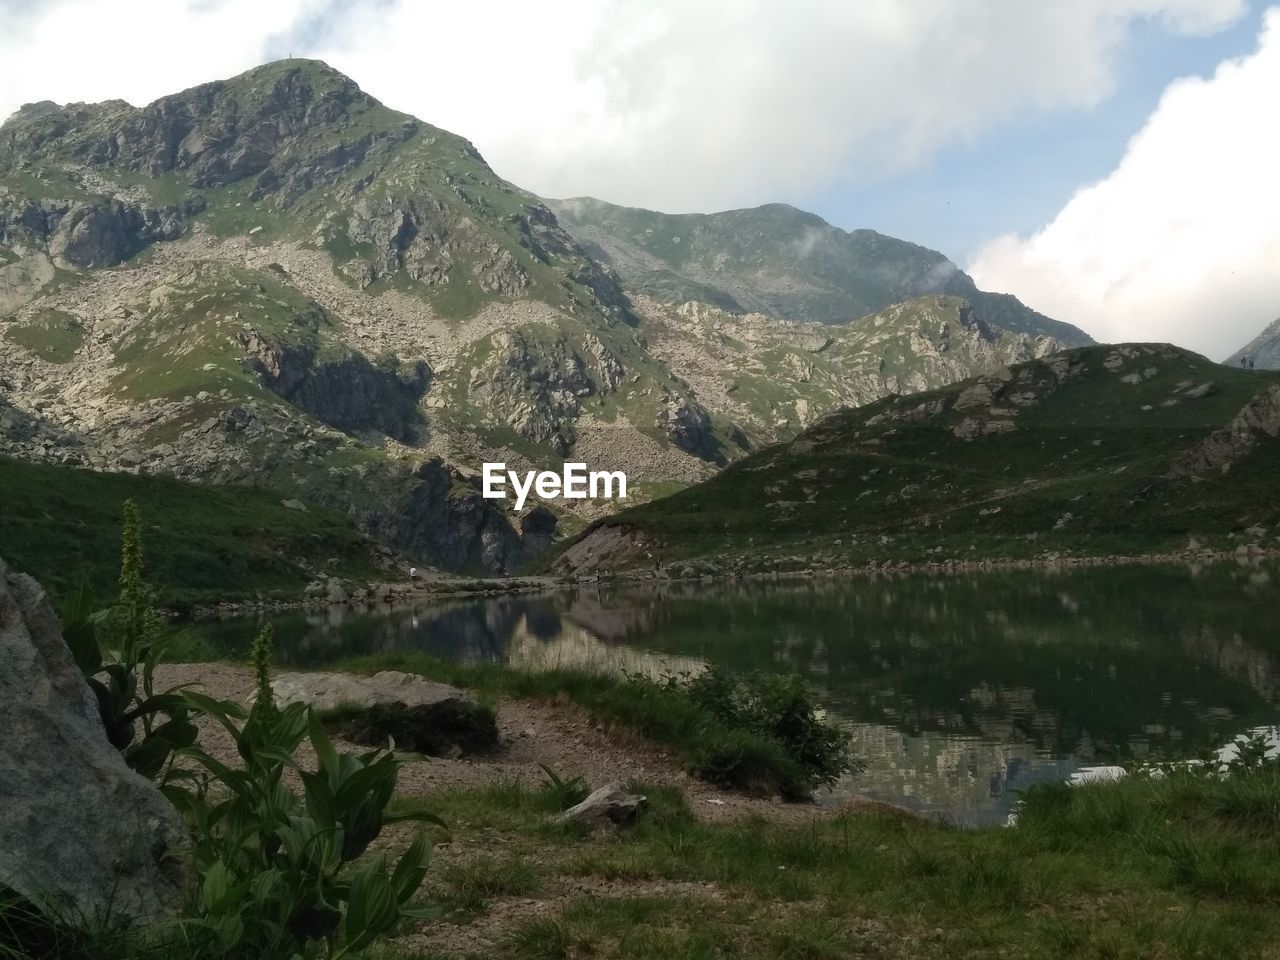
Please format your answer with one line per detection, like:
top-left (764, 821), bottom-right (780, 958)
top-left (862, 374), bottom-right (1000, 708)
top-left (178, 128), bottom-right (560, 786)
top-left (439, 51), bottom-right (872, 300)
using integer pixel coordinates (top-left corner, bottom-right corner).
top-left (188, 560), bottom-right (1280, 825)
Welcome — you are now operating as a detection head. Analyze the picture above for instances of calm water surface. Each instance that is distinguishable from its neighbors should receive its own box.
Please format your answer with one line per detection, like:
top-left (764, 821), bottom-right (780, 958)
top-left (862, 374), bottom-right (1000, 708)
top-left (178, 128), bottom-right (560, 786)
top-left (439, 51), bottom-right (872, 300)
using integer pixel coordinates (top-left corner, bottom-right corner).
top-left (189, 561), bottom-right (1280, 826)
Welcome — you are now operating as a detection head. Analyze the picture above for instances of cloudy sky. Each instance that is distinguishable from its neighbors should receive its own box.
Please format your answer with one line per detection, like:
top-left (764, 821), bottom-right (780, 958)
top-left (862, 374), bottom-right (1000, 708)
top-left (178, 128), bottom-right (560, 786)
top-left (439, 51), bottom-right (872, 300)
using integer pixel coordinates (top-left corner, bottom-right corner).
top-left (1, 0), bottom-right (1276, 358)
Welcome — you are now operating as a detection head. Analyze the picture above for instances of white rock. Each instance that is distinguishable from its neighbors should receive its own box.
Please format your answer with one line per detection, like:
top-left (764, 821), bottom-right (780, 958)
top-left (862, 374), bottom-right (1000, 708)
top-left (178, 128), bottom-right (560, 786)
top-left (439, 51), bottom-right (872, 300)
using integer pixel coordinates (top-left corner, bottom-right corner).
top-left (557, 782), bottom-right (646, 826)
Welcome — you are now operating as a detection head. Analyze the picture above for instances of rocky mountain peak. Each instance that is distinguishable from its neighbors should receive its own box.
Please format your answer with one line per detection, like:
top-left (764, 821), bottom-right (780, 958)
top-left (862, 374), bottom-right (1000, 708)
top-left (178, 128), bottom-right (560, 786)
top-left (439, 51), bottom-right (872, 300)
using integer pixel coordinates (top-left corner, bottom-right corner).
top-left (0, 59), bottom-right (395, 188)
top-left (1, 101), bottom-right (64, 129)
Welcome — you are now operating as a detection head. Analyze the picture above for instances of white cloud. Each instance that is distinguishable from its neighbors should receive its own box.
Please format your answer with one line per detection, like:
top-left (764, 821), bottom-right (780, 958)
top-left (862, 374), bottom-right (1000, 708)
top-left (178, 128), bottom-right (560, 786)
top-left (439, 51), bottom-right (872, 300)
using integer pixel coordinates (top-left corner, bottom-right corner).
top-left (0, 0), bottom-right (1246, 216)
top-left (301, 0), bottom-right (1248, 211)
top-left (970, 9), bottom-right (1280, 360)
top-left (0, 0), bottom-right (309, 115)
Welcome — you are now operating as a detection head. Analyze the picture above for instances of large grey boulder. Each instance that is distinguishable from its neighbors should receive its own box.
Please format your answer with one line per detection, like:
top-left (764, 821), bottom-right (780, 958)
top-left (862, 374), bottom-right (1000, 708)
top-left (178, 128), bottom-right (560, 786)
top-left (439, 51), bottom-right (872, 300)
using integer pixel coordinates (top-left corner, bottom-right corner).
top-left (270, 669), bottom-right (469, 712)
top-left (0, 558), bottom-right (188, 921)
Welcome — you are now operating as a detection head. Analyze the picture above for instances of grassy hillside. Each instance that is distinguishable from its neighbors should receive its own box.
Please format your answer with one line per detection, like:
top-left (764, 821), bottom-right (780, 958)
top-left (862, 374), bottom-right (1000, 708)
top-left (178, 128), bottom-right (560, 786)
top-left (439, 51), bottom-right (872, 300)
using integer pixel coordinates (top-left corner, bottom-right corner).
top-left (0, 456), bottom-right (384, 604)
top-left (549, 344), bottom-right (1280, 574)
top-left (548, 197), bottom-right (1091, 345)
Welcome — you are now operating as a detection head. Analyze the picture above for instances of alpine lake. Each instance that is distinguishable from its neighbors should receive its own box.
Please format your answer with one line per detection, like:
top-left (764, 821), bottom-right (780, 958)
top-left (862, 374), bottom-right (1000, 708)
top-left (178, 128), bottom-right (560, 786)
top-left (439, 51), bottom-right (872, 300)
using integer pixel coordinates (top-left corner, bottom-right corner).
top-left (186, 559), bottom-right (1280, 826)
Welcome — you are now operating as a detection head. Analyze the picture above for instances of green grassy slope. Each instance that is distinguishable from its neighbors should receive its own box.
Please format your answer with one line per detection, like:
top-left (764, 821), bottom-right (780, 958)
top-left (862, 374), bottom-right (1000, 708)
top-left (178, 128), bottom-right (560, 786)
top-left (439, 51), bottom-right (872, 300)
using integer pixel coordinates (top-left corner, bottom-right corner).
top-left (405, 768), bottom-right (1280, 959)
top-left (549, 345), bottom-right (1280, 573)
top-left (0, 456), bottom-right (383, 604)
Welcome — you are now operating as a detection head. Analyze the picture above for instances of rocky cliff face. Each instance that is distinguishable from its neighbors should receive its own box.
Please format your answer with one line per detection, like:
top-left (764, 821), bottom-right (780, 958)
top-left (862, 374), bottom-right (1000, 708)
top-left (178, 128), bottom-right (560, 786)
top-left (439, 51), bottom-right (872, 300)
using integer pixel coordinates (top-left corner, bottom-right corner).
top-left (1171, 383), bottom-right (1280, 477)
top-left (0, 195), bottom-right (192, 268)
top-left (240, 325), bottom-right (431, 441)
top-left (466, 328), bottom-right (603, 452)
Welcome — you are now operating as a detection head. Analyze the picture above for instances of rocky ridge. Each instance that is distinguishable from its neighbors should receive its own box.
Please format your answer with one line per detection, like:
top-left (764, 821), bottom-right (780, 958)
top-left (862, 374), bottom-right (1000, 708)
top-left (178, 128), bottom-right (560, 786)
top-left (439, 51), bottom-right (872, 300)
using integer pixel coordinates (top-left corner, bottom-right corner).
top-left (639, 294), bottom-right (1061, 444)
top-left (546, 197), bottom-right (1092, 345)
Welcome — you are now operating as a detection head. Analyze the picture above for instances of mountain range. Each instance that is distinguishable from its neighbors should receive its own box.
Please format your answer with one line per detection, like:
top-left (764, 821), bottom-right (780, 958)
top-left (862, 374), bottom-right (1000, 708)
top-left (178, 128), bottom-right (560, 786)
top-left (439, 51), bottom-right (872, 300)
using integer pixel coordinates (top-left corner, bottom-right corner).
top-left (7, 58), bottom-right (1229, 580)
top-left (547, 197), bottom-right (1090, 344)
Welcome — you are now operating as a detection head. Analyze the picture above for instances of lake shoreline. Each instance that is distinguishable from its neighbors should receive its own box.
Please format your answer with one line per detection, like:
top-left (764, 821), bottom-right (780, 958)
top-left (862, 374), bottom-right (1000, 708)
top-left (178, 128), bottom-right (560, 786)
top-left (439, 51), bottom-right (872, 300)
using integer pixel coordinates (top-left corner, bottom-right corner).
top-left (180, 555), bottom-right (1280, 828)
top-left (182, 543), bottom-right (1280, 620)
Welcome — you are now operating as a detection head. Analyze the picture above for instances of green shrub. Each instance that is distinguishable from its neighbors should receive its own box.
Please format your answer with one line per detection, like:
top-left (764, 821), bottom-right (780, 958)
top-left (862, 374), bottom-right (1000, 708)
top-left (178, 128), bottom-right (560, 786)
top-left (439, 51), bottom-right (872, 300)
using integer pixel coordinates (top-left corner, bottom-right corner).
top-left (681, 669), bottom-right (854, 796)
top-left (688, 727), bottom-right (810, 799)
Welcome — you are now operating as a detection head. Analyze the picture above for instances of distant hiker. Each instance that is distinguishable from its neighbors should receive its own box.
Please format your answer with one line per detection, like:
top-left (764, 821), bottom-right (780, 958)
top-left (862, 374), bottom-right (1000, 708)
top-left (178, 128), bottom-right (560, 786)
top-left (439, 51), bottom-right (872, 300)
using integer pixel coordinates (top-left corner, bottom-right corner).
top-left (409, 566), bottom-right (419, 582)
top-left (1250, 357), bottom-right (1257, 370)
top-left (1241, 356), bottom-right (1248, 368)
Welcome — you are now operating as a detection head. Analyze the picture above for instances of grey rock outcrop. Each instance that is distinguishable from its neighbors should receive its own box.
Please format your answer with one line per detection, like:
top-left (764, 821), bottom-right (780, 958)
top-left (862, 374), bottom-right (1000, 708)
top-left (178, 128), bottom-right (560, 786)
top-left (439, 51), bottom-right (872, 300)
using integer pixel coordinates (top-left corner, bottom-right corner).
top-left (1, 197), bottom-right (185, 270)
top-left (657, 394), bottom-right (713, 457)
top-left (557, 782), bottom-right (646, 826)
top-left (241, 327), bottom-right (430, 441)
top-left (1171, 384), bottom-right (1280, 477)
top-left (270, 669), bottom-right (469, 713)
top-left (468, 329), bottom-right (608, 452)
top-left (519, 505), bottom-right (558, 558)
top-left (380, 457), bottom-right (529, 574)
top-left (0, 557), bottom-right (187, 921)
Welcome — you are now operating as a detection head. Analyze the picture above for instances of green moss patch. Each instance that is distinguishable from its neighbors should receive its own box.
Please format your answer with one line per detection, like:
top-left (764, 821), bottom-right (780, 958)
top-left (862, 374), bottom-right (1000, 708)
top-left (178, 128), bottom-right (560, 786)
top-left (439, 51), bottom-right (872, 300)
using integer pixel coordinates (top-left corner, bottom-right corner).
top-left (4, 310), bottom-right (85, 363)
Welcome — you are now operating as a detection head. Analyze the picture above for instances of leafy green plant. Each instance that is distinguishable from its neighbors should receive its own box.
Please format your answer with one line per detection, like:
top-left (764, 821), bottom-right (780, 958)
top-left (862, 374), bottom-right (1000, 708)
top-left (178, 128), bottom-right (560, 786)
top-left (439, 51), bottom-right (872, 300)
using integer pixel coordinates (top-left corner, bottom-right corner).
top-left (167, 628), bottom-right (444, 958)
top-left (64, 500), bottom-right (197, 781)
top-left (249, 623), bottom-right (277, 721)
top-left (536, 764), bottom-right (590, 811)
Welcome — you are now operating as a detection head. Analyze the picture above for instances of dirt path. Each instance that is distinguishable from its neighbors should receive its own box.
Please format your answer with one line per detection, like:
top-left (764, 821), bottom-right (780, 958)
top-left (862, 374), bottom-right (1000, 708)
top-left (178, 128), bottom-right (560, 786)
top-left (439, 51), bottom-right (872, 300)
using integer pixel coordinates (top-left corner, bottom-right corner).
top-left (157, 663), bottom-right (865, 826)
